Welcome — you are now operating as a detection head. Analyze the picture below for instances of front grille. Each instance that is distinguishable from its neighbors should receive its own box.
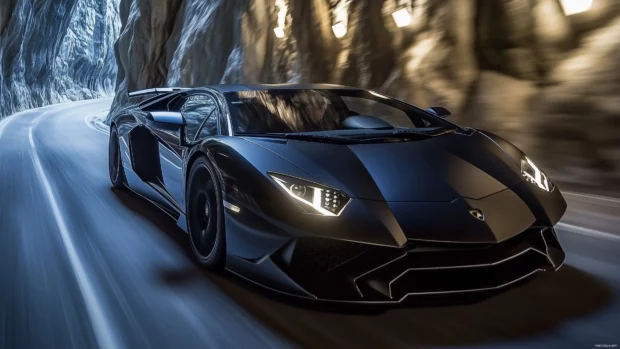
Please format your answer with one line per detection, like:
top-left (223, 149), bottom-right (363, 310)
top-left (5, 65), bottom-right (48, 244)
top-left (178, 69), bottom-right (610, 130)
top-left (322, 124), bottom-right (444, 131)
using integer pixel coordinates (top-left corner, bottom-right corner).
top-left (275, 238), bottom-right (400, 300)
top-left (388, 249), bottom-right (547, 299)
top-left (355, 227), bottom-right (558, 300)
top-left (275, 227), bottom-right (562, 301)
top-left (288, 238), bottom-right (370, 273)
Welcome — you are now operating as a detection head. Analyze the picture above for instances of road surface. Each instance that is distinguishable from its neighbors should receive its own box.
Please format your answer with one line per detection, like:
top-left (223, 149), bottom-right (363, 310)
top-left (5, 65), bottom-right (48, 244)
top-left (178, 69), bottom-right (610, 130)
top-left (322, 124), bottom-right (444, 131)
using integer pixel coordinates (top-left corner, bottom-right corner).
top-left (0, 99), bottom-right (619, 349)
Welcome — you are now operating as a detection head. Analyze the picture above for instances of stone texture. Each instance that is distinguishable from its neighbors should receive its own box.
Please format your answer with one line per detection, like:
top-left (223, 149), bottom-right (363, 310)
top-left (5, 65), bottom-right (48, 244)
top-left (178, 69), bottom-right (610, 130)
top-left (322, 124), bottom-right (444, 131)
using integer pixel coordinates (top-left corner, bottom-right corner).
top-left (0, 0), bottom-right (120, 117)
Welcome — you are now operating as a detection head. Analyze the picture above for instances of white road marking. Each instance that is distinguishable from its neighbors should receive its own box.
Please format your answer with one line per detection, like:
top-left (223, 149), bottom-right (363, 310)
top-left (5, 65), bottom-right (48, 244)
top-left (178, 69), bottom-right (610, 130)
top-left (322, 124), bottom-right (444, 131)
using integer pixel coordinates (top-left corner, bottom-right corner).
top-left (557, 222), bottom-right (620, 242)
top-left (85, 110), bottom-right (111, 135)
top-left (29, 119), bottom-right (121, 349)
top-left (563, 191), bottom-right (620, 205)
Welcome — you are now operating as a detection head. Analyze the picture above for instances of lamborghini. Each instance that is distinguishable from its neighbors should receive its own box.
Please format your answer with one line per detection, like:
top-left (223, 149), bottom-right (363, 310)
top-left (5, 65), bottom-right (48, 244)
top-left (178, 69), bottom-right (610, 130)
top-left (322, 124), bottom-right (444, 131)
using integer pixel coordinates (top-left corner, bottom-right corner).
top-left (107, 84), bottom-right (567, 303)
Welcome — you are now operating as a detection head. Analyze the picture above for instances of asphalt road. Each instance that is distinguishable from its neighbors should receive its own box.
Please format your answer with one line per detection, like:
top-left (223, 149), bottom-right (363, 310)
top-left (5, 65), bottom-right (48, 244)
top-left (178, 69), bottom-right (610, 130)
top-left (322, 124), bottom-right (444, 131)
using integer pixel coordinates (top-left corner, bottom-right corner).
top-left (1, 99), bottom-right (619, 349)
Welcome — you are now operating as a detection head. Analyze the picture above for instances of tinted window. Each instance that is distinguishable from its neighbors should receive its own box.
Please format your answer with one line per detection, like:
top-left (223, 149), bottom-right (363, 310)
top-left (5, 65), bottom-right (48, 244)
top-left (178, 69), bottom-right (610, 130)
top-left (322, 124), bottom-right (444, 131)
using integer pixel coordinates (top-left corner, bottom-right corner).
top-left (229, 90), bottom-right (341, 134)
top-left (225, 89), bottom-right (452, 134)
top-left (195, 110), bottom-right (218, 140)
top-left (218, 108), bottom-right (230, 136)
top-left (142, 95), bottom-right (179, 111)
top-left (181, 94), bottom-right (218, 141)
top-left (341, 96), bottom-right (418, 128)
top-left (132, 94), bottom-right (160, 106)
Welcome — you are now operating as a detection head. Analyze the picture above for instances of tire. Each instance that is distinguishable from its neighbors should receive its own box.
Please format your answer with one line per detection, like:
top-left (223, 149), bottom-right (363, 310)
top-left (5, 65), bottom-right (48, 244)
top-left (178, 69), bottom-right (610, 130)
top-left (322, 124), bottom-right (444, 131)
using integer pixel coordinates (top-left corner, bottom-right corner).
top-left (186, 156), bottom-right (226, 270)
top-left (109, 125), bottom-right (127, 190)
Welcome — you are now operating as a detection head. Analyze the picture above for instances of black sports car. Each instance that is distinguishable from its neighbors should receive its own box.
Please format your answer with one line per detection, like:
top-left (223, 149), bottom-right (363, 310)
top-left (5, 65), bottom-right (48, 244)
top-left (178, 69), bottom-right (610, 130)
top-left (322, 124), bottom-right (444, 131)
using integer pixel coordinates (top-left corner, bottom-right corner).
top-left (108, 84), bottom-right (566, 303)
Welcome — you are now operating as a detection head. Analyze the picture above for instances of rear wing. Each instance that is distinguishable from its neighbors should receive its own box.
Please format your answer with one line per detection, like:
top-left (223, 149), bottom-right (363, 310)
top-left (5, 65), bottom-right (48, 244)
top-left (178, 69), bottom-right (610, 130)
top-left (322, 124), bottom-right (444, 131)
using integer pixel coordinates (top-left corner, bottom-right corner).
top-left (128, 87), bottom-right (191, 97)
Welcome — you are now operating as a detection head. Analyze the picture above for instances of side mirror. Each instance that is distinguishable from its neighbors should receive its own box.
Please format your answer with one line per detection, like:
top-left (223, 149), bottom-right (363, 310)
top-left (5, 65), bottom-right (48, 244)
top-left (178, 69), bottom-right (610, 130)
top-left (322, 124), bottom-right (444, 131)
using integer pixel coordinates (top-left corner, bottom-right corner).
top-left (146, 111), bottom-right (189, 146)
top-left (146, 111), bottom-right (185, 125)
top-left (426, 106), bottom-right (451, 118)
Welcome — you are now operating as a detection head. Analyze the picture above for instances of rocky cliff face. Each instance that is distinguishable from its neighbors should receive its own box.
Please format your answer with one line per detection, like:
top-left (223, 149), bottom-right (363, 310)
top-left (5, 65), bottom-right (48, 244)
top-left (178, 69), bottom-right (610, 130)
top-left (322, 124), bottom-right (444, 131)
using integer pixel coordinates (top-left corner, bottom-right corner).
top-left (0, 0), bottom-right (120, 118)
top-left (111, 0), bottom-right (620, 190)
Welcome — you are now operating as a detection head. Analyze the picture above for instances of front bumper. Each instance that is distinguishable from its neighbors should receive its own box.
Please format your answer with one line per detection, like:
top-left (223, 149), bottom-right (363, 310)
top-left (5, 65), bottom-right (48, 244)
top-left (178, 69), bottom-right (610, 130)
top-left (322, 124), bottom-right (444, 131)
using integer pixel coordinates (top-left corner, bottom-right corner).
top-left (227, 226), bottom-right (565, 303)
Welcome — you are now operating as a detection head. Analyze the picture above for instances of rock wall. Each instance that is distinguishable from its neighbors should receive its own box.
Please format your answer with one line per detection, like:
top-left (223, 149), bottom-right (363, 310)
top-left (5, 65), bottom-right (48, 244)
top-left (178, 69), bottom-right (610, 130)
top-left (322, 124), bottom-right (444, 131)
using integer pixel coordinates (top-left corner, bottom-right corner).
top-left (0, 0), bottom-right (120, 118)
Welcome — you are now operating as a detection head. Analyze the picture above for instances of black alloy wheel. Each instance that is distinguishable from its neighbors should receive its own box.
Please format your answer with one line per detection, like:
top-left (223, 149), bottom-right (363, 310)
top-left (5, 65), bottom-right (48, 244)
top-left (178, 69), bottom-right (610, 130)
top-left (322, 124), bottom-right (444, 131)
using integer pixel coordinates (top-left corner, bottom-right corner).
top-left (109, 126), bottom-right (127, 189)
top-left (186, 156), bottom-right (226, 269)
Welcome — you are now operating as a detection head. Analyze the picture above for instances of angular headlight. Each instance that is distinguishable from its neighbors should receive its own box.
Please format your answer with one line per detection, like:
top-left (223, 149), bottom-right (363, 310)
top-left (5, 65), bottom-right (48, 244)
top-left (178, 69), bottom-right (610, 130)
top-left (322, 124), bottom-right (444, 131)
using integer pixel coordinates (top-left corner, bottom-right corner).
top-left (268, 172), bottom-right (350, 216)
top-left (521, 156), bottom-right (554, 192)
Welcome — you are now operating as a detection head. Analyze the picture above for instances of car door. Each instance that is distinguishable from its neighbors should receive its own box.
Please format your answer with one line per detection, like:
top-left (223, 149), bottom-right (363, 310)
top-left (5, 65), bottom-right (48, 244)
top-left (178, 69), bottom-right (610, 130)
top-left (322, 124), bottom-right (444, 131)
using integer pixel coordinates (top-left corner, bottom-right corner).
top-left (159, 93), bottom-right (220, 210)
top-left (127, 94), bottom-right (185, 214)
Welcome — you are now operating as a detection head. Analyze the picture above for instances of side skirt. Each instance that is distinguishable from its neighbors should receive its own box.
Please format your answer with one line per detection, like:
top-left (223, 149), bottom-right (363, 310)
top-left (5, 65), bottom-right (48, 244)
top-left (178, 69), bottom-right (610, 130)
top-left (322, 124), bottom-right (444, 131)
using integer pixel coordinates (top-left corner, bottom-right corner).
top-left (176, 213), bottom-right (188, 233)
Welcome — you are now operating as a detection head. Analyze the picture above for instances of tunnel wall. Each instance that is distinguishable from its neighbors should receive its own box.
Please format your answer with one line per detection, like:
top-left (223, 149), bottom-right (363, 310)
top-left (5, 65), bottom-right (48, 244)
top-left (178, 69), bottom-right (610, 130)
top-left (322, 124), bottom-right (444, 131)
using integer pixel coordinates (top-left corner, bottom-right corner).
top-left (0, 0), bottom-right (120, 118)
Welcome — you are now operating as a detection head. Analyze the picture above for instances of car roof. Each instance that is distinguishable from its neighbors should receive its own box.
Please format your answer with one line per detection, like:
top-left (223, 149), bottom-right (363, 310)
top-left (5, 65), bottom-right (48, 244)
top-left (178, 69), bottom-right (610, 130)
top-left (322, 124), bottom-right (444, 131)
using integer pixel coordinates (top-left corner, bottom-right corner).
top-left (200, 83), bottom-right (365, 94)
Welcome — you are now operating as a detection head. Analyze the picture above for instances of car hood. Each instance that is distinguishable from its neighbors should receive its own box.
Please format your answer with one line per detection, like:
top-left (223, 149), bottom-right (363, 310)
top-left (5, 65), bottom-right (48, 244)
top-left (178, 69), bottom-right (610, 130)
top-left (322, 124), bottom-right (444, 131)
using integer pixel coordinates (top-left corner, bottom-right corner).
top-left (249, 131), bottom-right (524, 202)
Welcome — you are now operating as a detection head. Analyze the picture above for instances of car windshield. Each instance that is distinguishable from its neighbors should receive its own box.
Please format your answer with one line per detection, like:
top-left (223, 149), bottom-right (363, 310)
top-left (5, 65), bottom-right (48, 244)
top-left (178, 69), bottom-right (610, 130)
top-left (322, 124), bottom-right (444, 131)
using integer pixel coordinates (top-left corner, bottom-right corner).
top-left (225, 89), bottom-right (457, 136)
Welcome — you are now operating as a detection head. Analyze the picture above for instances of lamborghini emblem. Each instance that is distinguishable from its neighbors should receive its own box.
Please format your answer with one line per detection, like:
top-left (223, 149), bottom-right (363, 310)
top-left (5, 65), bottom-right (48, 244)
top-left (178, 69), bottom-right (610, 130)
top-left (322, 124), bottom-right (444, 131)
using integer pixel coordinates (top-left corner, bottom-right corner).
top-left (469, 209), bottom-right (485, 221)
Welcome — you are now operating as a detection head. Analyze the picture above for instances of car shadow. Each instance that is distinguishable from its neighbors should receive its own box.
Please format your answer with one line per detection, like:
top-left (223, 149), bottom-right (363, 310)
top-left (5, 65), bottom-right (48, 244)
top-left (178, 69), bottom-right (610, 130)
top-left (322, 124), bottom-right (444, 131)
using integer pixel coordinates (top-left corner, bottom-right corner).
top-left (112, 188), bottom-right (614, 348)
top-left (111, 187), bottom-right (191, 250)
top-left (199, 265), bottom-right (613, 348)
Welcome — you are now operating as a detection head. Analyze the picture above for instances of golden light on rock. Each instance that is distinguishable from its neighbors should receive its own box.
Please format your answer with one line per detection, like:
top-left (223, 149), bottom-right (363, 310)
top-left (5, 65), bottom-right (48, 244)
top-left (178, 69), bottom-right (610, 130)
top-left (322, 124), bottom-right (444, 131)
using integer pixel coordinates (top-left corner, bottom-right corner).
top-left (392, 8), bottom-right (412, 28)
top-left (274, 0), bottom-right (287, 38)
top-left (332, 22), bottom-right (347, 38)
top-left (559, 0), bottom-right (593, 15)
top-left (274, 27), bottom-right (285, 38)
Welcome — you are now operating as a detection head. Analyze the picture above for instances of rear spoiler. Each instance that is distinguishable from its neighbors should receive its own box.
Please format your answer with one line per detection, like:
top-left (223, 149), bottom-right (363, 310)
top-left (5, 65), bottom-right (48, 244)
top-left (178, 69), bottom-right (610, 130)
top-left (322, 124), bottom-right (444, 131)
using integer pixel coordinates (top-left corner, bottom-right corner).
top-left (128, 87), bottom-right (190, 97)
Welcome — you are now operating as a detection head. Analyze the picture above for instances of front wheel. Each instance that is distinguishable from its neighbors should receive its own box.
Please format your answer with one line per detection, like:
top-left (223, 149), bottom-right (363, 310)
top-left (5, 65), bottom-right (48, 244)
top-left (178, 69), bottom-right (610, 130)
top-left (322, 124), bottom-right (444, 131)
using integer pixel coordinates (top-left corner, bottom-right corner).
top-left (186, 156), bottom-right (226, 270)
top-left (109, 126), bottom-right (127, 189)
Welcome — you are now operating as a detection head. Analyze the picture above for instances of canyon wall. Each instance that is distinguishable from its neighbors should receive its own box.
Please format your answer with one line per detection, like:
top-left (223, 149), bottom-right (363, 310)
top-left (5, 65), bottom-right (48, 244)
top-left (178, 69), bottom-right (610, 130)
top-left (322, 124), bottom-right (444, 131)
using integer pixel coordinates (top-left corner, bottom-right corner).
top-left (0, 0), bottom-right (120, 117)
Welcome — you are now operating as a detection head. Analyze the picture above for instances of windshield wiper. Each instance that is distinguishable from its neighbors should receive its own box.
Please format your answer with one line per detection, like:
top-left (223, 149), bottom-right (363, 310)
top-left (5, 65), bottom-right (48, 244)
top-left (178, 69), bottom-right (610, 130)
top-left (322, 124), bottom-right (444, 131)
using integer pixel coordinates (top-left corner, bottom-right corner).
top-left (390, 128), bottom-right (456, 136)
top-left (344, 128), bottom-right (458, 143)
top-left (236, 132), bottom-right (288, 138)
top-left (348, 128), bottom-right (453, 139)
top-left (236, 133), bottom-right (354, 143)
top-left (350, 133), bottom-right (430, 143)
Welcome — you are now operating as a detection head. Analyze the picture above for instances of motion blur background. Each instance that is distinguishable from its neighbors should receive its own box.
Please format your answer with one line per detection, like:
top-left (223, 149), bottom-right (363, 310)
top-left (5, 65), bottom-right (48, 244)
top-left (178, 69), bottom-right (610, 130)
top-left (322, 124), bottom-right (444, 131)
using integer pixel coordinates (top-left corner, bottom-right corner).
top-left (1, 0), bottom-right (618, 193)
top-left (1, 2), bottom-right (620, 348)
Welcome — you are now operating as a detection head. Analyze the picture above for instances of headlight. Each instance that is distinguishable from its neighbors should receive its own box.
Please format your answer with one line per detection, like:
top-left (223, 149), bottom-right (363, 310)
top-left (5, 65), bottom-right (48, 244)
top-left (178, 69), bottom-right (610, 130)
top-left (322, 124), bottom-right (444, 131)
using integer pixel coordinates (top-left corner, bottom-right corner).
top-left (268, 172), bottom-right (350, 216)
top-left (521, 156), bottom-right (554, 192)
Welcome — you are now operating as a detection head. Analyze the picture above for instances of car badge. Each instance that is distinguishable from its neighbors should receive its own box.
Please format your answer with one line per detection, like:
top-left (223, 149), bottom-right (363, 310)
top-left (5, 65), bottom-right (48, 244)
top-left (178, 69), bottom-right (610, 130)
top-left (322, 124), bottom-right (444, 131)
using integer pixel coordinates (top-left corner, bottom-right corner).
top-left (469, 209), bottom-right (485, 221)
